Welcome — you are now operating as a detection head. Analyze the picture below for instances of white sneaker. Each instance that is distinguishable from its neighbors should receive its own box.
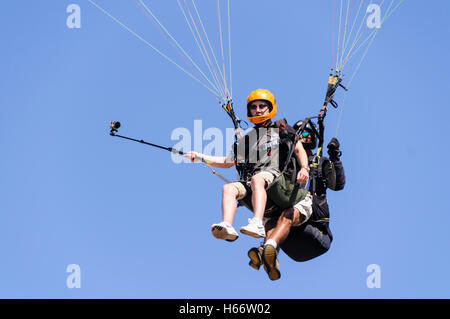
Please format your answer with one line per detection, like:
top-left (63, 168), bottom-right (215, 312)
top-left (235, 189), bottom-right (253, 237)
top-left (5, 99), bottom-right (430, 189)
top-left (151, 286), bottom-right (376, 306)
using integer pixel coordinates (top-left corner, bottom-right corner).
top-left (240, 218), bottom-right (266, 238)
top-left (211, 222), bottom-right (239, 242)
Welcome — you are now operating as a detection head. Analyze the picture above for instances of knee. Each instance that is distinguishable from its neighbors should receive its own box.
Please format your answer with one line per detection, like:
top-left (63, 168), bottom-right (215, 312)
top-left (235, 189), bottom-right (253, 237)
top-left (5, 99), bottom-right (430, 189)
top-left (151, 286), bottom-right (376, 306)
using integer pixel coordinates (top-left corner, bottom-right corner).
top-left (250, 175), bottom-right (266, 189)
top-left (279, 209), bottom-right (295, 226)
top-left (223, 183), bottom-right (238, 197)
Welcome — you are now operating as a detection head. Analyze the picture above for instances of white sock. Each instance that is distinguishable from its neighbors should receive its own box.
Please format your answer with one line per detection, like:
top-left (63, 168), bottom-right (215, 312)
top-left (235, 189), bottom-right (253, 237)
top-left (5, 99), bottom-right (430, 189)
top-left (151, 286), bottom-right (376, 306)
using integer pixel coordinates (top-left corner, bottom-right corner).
top-left (265, 239), bottom-right (277, 249)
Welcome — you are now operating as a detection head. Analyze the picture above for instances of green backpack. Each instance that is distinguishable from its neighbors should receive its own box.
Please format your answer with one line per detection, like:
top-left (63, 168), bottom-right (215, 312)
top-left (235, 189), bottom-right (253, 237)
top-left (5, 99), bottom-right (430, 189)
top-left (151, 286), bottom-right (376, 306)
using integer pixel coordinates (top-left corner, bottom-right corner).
top-left (266, 171), bottom-right (308, 209)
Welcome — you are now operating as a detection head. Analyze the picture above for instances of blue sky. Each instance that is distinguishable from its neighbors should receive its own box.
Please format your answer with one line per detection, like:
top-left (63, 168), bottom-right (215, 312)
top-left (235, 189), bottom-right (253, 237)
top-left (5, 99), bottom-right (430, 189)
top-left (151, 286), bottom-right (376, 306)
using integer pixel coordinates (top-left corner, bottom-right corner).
top-left (1, 0), bottom-right (449, 298)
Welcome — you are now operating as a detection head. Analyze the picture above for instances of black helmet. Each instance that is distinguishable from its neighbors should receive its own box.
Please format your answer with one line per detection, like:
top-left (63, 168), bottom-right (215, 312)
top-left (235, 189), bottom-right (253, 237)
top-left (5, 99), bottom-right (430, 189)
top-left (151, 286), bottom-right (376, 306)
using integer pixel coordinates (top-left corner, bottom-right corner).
top-left (293, 120), bottom-right (318, 150)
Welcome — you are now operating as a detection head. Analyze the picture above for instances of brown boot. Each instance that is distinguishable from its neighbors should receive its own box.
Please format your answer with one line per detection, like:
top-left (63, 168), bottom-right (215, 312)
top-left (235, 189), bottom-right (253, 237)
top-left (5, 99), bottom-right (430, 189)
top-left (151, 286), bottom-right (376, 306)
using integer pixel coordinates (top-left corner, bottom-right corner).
top-left (247, 246), bottom-right (264, 270)
top-left (262, 244), bottom-right (281, 281)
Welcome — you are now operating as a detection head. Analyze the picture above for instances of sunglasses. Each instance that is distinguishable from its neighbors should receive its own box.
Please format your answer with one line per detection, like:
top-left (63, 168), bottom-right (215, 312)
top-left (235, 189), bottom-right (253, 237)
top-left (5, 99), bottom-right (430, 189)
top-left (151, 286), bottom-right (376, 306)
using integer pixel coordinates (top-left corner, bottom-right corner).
top-left (301, 131), bottom-right (311, 138)
top-left (249, 103), bottom-right (269, 111)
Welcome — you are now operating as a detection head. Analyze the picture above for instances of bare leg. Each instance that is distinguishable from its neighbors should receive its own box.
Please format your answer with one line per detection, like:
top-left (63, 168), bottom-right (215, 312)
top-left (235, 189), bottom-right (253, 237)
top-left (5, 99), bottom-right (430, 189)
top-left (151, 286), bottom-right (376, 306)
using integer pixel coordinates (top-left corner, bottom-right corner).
top-left (251, 175), bottom-right (267, 220)
top-left (264, 218), bottom-right (278, 241)
top-left (221, 183), bottom-right (239, 225)
top-left (268, 208), bottom-right (302, 246)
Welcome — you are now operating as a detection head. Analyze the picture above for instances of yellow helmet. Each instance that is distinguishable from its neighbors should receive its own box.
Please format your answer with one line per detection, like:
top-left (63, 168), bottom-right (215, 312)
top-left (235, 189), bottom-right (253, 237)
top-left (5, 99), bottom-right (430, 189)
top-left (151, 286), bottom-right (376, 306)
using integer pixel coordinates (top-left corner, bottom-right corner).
top-left (246, 89), bottom-right (277, 124)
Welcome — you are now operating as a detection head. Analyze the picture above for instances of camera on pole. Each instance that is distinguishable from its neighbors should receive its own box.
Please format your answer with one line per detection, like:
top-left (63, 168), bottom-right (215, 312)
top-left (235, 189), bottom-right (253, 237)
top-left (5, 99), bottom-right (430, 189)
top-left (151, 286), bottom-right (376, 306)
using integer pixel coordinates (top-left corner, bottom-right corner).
top-left (109, 121), bottom-right (121, 135)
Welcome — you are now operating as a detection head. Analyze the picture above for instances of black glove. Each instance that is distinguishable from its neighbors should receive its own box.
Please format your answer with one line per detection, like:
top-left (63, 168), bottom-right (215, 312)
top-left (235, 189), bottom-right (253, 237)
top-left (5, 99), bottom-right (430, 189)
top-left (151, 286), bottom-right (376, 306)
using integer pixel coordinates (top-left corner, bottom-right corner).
top-left (327, 137), bottom-right (342, 160)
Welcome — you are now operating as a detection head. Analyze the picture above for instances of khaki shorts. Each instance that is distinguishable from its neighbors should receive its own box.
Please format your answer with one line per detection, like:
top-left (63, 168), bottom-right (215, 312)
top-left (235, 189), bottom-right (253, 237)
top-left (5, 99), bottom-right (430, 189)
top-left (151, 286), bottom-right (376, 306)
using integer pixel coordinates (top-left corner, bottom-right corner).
top-left (292, 193), bottom-right (313, 226)
top-left (231, 170), bottom-right (280, 200)
top-left (263, 193), bottom-right (313, 227)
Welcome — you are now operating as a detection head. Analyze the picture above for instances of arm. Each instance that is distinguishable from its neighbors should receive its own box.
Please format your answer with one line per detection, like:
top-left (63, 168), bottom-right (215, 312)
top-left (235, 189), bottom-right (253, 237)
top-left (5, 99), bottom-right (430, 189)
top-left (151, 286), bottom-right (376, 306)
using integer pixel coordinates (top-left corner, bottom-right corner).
top-left (327, 137), bottom-right (345, 190)
top-left (293, 141), bottom-right (309, 183)
top-left (184, 151), bottom-right (235, 169)
top-left (331, 159), bottom-right (345, 190)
